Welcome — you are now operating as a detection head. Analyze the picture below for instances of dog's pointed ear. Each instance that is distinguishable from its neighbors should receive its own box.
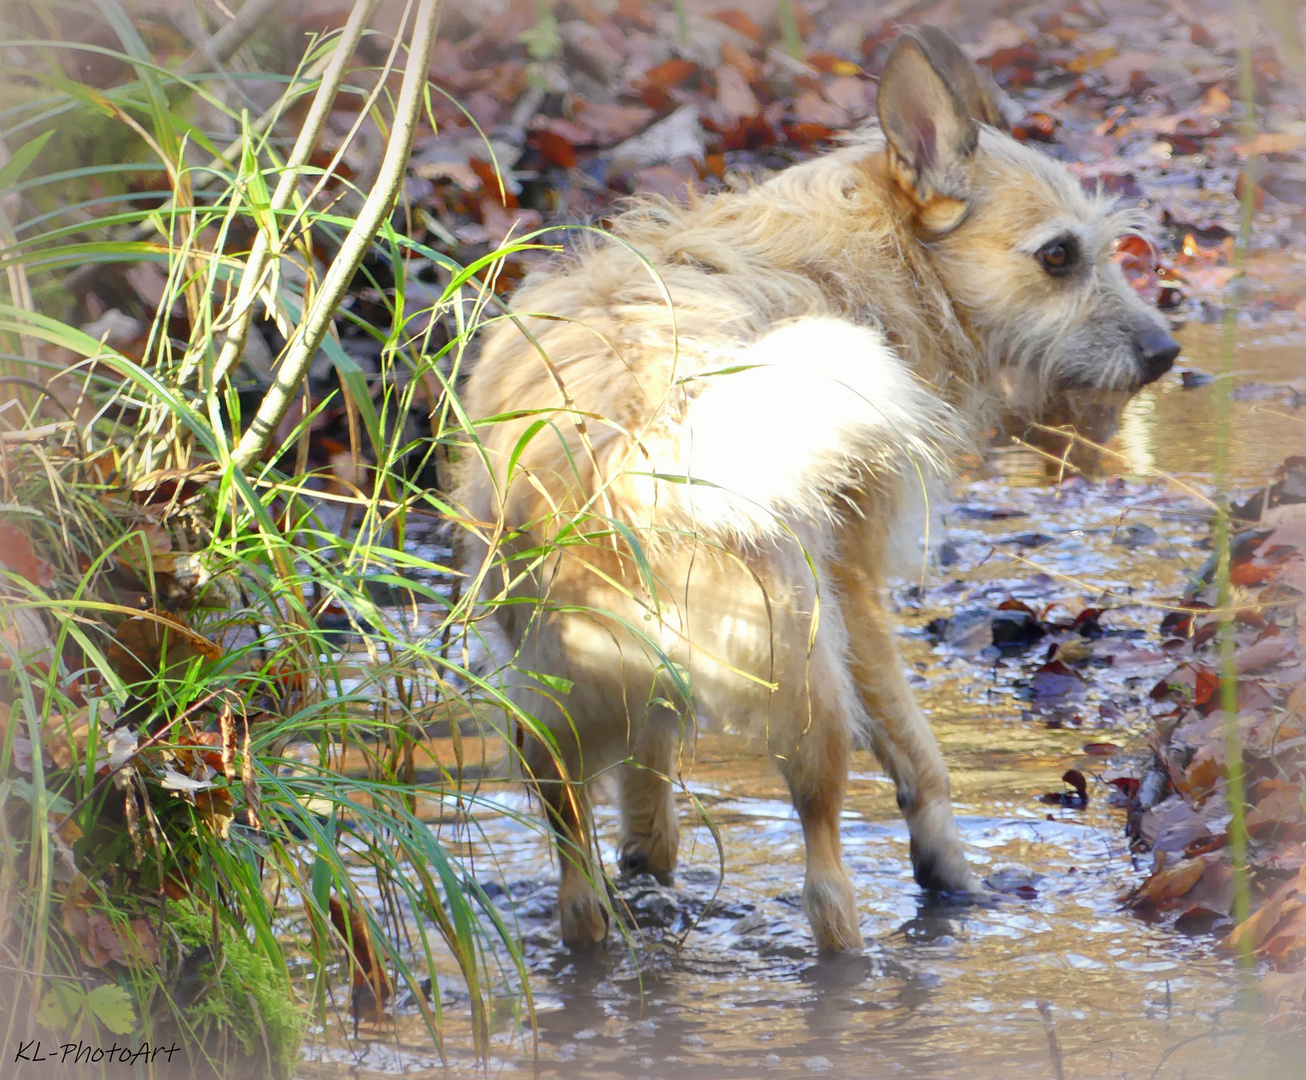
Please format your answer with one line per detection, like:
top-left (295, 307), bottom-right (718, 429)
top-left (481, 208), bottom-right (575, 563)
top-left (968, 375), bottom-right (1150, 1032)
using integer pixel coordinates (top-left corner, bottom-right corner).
top-left (915, 26), bottom-right (1012, 132)
top-left (878, 29), bottom-right (990, 234)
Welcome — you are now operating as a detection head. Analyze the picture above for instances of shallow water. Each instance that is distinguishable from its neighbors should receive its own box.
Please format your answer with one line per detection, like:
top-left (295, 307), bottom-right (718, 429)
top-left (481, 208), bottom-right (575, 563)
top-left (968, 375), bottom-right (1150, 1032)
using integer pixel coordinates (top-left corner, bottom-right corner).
top-left (295, 324), bottom-right (1304, 1080)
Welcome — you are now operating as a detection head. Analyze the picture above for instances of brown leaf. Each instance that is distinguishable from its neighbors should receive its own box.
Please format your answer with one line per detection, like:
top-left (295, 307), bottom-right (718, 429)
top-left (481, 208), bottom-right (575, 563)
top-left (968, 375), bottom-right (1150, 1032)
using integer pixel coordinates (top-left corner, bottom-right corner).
top-left (1014, 112), bottom-right (1057, 142)
top-left (1129, 855), bottom-right (1208, 910)
top-left (1176, 745), bottom-right (1223, 803)
top-left (719, 40), bottom-right (759, 82)
top-left (116, 521), bottom-right (175, 574)
top-left (1082, 742), bottom-right (1121, 756)
top-left (1228, 893), bottom-right (1295, 954)
top-left (823, 75), bottom-right (870, 117)
top-left (784, 122), bottom-right (835, 149)
top-left (0, 522), bottom-right (55, 587)
top-left (480, 200), bottom-right (544, 248)
top-left (43, 707), bottom-right (91, 771)
top-left (529, 129), bottom-right (578, 169)
top-left (573, 100), bottom-right (655, 146)
top-left (194, 788), bottom-right (234, 840)
top-left (642, 58), bottom-right (699, 91)
top-left (534, 116), bottom-right (594, 148)
top-left (329, 897), bottom-right (393, 1022)
top-left (791, 88), bottom-right (847, 129)
top-left (714, 64), bottom-right (759, 126)
top-left (1246, 782), bottom-right (1306, 834)
top-left (1068, 46), bottom-right (1118, 74)
top-left (1233, 633), bottom-right (1294, 674)
top-left (711, 8), bottom-right (763, 43)
top-left (805, 53), bottom-right (860, 77)
top-left (1237, 132), bottom-right (1306, 156)
top-left (105, 610), bottom-right (221, 684)
top-left (49, 810), bottom-right (82, 843)
top-left (1260, 904), bottom-right (1306, 963)
top-left (62, 899), bottom-right (158, 968)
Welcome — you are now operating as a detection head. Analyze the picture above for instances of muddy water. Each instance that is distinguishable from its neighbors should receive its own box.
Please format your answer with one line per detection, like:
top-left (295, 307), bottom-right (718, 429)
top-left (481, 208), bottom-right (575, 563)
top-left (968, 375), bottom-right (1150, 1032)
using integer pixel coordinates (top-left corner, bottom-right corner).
top-left (296, 325), bottom-right (1303, 1080)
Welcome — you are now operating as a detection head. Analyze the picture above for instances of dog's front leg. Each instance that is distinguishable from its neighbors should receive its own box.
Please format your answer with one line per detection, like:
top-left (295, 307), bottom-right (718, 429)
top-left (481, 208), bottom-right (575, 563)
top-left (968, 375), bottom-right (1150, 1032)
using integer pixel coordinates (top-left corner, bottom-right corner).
top-left (831, 529), bottom-right (978, 894)
top-left (522, 737), bottom-right (609, 946)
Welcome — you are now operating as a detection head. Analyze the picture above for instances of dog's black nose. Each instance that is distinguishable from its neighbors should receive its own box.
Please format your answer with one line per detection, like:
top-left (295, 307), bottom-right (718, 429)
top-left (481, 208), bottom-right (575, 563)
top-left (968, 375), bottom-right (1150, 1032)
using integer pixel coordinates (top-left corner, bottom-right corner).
top-left (1136, 324), bottom-right (1180, 383)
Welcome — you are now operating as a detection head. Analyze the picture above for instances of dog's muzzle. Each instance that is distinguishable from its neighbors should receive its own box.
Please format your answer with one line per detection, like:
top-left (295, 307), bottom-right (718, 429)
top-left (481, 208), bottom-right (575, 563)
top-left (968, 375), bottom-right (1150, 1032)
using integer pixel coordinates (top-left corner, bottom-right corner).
top-left (1134, 323), bottom-right (1180, 385)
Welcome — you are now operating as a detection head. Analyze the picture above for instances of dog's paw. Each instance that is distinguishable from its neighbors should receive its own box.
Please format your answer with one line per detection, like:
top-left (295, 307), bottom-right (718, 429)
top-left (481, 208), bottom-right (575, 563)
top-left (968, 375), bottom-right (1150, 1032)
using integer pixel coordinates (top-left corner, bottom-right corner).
top-left (909, 835), bottom-right (980, 896)
top-left (803, 872), bottom-right (864, 954)
top-left (558, 886), bottom-right (610, 948)
top-left (617, 840), bottom-right (676, 884)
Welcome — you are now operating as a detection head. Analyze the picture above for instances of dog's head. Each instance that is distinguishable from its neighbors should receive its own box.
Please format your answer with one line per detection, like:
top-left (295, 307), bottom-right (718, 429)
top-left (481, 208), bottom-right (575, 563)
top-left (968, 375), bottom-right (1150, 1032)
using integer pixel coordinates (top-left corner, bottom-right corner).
top-left (877, 27), bottom-right (1179, 404)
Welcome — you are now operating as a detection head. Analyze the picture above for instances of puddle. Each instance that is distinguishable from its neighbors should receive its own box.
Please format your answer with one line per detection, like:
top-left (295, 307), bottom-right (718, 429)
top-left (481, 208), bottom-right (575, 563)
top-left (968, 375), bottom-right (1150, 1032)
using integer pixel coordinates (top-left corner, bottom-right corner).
top-left (294, 325), bottom-right (1303, 1080)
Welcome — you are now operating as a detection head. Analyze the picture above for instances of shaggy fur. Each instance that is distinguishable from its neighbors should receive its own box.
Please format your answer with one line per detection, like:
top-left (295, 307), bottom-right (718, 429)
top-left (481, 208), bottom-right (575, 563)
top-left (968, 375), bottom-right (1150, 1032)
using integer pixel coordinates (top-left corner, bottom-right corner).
top-left (453, 27), bottom-right (1178, 953)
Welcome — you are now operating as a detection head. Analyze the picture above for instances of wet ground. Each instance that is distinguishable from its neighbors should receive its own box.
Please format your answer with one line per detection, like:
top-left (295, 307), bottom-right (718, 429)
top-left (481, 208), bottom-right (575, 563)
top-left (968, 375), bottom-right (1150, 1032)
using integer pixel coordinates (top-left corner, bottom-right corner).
top-left (295, 323), bottom-right (1304, 1080)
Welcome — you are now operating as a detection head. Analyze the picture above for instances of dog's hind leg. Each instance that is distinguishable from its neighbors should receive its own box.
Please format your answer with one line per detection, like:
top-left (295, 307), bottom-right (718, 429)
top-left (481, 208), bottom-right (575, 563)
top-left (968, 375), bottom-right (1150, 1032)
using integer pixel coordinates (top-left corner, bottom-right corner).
top-left (774, 668), bottom-right (864, 954)
top-left (616, 708), bottom-right (682, 882)
top-left (522, 736), bottom-right (609, 947)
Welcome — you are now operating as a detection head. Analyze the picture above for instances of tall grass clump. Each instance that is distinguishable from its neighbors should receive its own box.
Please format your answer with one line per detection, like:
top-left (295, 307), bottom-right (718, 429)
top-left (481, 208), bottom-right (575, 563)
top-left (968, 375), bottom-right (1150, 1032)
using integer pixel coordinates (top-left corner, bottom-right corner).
top-left (0, 0), bottom-right (597, 1072)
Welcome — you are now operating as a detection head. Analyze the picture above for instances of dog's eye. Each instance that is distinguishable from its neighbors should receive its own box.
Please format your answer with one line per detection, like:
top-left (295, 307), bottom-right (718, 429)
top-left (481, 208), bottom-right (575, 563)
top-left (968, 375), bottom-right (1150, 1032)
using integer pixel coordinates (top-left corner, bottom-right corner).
top-left (1035, 236), bottom-right (1078, 277)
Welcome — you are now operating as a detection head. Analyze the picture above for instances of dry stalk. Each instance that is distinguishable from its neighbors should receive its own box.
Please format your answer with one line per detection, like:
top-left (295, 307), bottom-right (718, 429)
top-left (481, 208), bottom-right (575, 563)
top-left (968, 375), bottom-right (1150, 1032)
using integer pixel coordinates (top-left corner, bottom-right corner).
top-left (193, 0), bottom-right (381, 389)
top-left (230, 0), bottom-right (444, 470)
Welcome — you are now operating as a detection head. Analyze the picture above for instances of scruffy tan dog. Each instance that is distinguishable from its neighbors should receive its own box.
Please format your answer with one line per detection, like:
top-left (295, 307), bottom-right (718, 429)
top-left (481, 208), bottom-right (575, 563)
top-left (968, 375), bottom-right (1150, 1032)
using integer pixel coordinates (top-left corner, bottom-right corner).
top-left (455, 27), bottom-right (1178, 953)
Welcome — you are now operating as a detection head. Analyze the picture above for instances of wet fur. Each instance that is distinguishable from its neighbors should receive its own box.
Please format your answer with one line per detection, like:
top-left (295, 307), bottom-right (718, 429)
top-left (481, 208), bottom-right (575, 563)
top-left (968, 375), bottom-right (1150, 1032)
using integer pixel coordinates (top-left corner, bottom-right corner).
top-left (453, 29), bottom-right (1175, 952)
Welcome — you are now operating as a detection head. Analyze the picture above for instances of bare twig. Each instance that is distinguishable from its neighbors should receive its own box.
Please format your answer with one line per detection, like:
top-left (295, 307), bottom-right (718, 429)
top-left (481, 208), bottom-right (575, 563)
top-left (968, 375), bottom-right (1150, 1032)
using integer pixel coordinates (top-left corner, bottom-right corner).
top-left (230, 0), bottom-right (444, 470)
top-left (189, 0), bottom-right (380, 389)
top-left (59, 8), bottom-right (343, 296)
top-left (177, 0), bottom-right (284, 76)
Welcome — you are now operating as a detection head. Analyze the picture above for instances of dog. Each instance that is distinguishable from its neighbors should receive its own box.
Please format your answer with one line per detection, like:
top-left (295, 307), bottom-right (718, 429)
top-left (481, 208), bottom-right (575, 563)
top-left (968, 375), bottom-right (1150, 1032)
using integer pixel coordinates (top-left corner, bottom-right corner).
top-left (453, 27), bottom-right (1179, 954)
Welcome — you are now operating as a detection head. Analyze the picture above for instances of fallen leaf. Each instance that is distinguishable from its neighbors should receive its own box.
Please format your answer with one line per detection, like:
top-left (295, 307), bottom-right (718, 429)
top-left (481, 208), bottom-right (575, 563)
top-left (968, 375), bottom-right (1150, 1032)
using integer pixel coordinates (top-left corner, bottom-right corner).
top-left (1029, 660), bottom-right (1085, 703)
top-left (791, 88), bottom-right (847, 128)
top-left (713, 63), bottom-right (760, 126)
top-left (1238, 132), bottom-right (1306, 156)
top-left (1227, 892), bottom-right (1294, 953)
top-left (719, 40), bottom-right (759, 81)
top-left (1068, 46), bottom-right (1118, 74)
top-left (529, 129), bottom-right (578, 169)
top-left (573, 100), bottom-right (655, 145)
top-left (711, 8), bottom-right (762, 43)
top-left (62, 900), bottom-right (158, 968)
top-left (641, 57), bottom-right (699, 91)
top-left (159, 768), bottom-right (217, 794)
top-left (608, 104), bottom-right (705, 175)
top-left (1129, 855), bottom-right (1207, 910)
top-left (105, 610), bottom-right (221, 684)
top-left (0, 522), bottom-right (55, 587)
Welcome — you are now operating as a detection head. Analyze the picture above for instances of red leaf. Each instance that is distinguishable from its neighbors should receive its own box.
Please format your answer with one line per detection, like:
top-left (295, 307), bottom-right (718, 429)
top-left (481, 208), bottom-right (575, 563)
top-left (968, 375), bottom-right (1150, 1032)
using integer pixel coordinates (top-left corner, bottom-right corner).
top-left (642, 58), bottom-right (699, 91)
top-left (529, 130), bottom-right (578, 169)
top-left (711, 8), bottom-right (763, 43)
top-left (1013, 112), bottom-right (1057, 142)
top-left (1193, 666), bottom-right (1220, 709)
top-left (785, 122), bottom-right (835, 149)
top-left (1108, 776), bottom-right (1140, 798)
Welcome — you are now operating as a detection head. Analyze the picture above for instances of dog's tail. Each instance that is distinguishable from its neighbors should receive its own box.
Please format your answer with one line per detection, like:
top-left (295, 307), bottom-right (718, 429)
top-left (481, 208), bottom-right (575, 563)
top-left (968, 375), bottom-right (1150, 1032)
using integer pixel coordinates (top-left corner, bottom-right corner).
top-left (649, 317), bottom-right (962, 550)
